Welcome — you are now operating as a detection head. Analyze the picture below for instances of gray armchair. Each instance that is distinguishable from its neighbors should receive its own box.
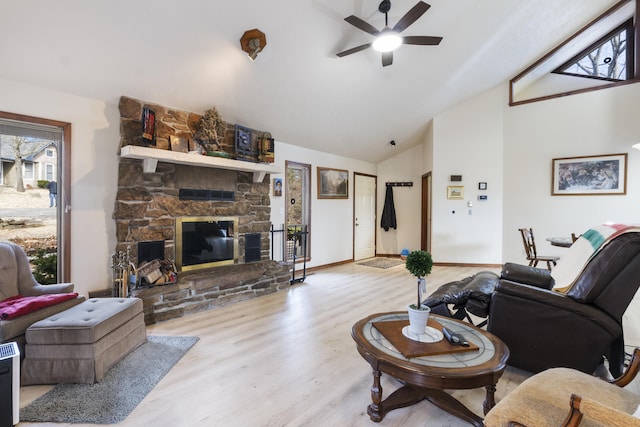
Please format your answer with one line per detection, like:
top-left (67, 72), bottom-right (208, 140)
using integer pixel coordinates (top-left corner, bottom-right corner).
top-left (0, 241), bottom-right (84, 350)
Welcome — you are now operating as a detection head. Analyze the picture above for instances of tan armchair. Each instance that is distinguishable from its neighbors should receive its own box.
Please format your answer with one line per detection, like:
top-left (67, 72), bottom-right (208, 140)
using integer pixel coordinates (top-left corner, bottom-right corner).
top-left (484, 348), bottom-right (640, 426)
top-left (0, 241), bottom-right (84, 349)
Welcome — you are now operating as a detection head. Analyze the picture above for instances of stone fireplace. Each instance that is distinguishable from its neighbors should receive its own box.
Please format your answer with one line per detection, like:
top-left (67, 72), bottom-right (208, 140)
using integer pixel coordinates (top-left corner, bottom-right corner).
top-left (114, 96), bottom-right (290, 324)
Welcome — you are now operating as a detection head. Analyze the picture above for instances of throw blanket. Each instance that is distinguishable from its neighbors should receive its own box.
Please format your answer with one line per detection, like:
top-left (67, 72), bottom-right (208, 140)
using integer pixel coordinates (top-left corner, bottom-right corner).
top-left (552, 224), bottom-right (640, 292)
top-left (0, 293), bottom-right (78, 320)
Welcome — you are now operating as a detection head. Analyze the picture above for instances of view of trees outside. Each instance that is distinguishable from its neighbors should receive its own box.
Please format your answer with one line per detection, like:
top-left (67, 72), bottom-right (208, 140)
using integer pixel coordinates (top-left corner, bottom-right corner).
top-left (0, 134), bottom-right (59, 282)
top-left (285, 163), bottom-right (310, 260)
top-left (562, 27), bottom-right (627, 80)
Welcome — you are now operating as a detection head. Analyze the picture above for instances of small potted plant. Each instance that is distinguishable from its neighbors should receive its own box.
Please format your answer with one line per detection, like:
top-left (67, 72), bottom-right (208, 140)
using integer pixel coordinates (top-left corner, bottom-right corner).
top-left (404, 250), bottom-right (434, 335)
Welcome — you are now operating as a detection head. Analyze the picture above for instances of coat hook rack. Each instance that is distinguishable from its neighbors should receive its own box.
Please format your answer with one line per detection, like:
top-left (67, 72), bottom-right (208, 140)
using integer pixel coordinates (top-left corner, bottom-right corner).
top-left (385, 181), bottom-right (413, 187)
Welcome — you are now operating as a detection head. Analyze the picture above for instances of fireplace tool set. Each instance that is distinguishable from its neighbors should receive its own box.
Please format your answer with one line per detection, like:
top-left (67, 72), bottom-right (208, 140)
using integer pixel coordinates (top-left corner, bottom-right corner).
top-left (110, 246), bottom-right (137, 297)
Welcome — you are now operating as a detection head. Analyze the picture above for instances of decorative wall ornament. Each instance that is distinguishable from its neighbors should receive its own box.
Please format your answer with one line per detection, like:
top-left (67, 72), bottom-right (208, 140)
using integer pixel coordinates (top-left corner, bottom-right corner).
top-left (235, 124), bottom-right (254, 161)
top-left (260, 137), bottom-right (275, 163)
top-left (195, 107), bottom-right (227, 151)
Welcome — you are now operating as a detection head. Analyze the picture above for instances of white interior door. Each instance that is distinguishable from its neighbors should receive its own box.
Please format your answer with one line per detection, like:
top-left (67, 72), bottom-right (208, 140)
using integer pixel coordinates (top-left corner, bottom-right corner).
top-left (354, 173), bottom-right (376, 260)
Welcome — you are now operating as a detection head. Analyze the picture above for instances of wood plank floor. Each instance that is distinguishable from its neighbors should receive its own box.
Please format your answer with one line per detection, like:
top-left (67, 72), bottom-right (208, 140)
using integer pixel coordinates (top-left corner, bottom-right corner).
top-left (19, 262), bottom-right (640, 426)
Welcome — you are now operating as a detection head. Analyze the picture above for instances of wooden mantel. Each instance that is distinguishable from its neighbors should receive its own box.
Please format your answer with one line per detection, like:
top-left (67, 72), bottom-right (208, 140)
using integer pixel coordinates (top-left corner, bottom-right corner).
top-left (120, 145), bottom-right (281, 183)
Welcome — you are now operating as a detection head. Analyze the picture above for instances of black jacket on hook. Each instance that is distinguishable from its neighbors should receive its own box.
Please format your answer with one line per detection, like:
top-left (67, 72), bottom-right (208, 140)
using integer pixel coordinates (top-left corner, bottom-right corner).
top-left (381, 185), bottom-right (397, 231)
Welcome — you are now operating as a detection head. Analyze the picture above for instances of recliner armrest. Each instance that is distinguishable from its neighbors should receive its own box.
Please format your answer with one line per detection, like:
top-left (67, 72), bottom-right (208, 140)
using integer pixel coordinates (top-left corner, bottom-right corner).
top-left (493, 280), bottom-right (620, 336)
top-left (501, 262), bottom-right (554, 290)
top-left (30, 282), bottom-right (75, 295)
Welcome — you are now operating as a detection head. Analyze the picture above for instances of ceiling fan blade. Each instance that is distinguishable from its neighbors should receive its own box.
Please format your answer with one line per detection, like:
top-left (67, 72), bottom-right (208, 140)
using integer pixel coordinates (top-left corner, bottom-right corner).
top-left (402, 35), bottom-right (442, 46)
top-left (336, 43), bottom-right (372, 57)
top-left (344, 15), bottom-right (380, 36)
top-left (392, 1), bottom-right (430, 32)
top-left (382, 51), bottom-right (393, 67)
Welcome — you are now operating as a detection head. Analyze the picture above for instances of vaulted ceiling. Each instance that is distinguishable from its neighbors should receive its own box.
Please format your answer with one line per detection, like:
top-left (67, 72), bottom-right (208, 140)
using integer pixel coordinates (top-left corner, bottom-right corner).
top-left (0, 1), bottom-right (616, 163)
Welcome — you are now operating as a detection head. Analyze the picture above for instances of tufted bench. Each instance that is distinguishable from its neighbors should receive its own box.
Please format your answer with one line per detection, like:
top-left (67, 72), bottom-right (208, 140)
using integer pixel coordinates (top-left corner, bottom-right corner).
top-left (21, 297), bottom-right (146, 384)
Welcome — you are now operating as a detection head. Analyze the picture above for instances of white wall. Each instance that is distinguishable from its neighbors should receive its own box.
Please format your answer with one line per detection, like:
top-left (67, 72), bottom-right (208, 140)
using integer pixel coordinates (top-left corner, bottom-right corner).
top-left (3, 75), bottom-right (639, 292)
top-left (269, 141), bottom-right (376, 268)
top-left (0, 78), bottom-right (119, 296)
top-left (430, 86), bottom-right (505, 264)
top-left (503, 83), bottom-right (640, 263)
top-left (377, 144), bottom-right (425, 255)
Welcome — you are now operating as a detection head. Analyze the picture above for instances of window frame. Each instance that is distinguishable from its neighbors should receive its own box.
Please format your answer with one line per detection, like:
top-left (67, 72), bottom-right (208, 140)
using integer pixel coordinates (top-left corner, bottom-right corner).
top-left (284, 160), bottom-right (311, 262)
top-left (0, 111), bottom-right (72, 282)
top-left (509, 0), bottom-right (640, 106)
top-left (552, 19), bottom-right (634, 83)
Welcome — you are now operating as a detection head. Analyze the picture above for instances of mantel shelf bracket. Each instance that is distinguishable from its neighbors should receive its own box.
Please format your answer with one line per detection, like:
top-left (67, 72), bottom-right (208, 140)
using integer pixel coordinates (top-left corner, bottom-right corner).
top-left (142, 158), bottom-right (158, 174)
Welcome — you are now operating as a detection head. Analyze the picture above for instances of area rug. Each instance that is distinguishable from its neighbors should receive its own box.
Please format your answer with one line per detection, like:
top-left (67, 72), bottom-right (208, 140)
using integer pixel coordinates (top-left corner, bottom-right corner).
top-left (20, 335), bottom-right (199, 424)
top-left (357, 258), bottom-right (405, 269)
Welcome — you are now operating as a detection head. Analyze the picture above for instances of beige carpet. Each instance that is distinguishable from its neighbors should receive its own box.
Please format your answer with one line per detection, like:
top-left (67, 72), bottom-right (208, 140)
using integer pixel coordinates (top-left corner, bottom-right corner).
top-left (357, 258), bottom-right (405, 269)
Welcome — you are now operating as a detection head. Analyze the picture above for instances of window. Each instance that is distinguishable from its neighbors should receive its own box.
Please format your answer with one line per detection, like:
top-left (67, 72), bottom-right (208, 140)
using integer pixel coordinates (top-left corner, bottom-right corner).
top-left (46, 163), bottom-right (54, 181)
top-left (23, 162), bottom-right (34, 180)
top-left (0, 113), bottom-right (71, 282)
top-left (554, 19), bottom-right (633, 82)
top-left (46, 148), bottom-right (54, 157)
top-left (509, 0), bottom-right (638, 105)
top-left (285, 161), bottom-right (311, 261)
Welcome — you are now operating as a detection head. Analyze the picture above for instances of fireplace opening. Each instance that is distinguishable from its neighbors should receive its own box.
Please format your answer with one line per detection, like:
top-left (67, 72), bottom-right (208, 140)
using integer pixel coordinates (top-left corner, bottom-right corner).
top-left (175, 216), bottom-right (239, 272)
top-left (137, 240), bottom-right (165, 265)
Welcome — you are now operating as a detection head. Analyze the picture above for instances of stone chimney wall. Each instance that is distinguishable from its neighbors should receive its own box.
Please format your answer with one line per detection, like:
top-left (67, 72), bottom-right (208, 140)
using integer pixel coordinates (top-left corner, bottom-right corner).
top-left (114, 96), bottom-right (290, 324)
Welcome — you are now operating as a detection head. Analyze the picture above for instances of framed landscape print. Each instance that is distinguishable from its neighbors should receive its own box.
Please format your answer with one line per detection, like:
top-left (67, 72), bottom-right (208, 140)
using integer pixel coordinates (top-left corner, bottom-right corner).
top-left (317, 167), bottom-right (348, 199)
top-left (447, 186), bottom-right (464, 200)
top-left (552, 153), bottom-right (627, 196)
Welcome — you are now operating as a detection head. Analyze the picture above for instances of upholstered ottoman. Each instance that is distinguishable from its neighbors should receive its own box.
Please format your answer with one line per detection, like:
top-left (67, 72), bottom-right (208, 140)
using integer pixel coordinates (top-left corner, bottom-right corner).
top-left (21, 298), bottom-right (146, 384)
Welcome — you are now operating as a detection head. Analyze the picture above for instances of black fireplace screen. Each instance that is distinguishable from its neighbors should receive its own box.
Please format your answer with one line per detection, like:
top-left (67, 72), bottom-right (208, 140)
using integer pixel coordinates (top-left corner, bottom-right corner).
top-left (175, 216), bottom-right (239, 272)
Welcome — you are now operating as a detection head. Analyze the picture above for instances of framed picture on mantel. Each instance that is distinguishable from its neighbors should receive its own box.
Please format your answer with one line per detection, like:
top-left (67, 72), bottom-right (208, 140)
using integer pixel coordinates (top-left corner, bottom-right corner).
top-left (552, 153), bottom-right (627, 196)
top-left (141, 107), bottom-right (155, 144)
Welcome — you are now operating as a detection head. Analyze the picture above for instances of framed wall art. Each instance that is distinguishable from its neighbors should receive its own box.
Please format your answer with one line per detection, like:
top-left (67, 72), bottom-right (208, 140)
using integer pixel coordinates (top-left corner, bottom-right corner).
top-left (317, 167), bottom-right (348, 199)
top-left (552, 153), bottom-right (627, 196)
top-left (273, 178), bottom-right (283, 197)
top-left (447, 186), bottom-right (464, 200)
top-left (169, 135), bottom-right (189, 153)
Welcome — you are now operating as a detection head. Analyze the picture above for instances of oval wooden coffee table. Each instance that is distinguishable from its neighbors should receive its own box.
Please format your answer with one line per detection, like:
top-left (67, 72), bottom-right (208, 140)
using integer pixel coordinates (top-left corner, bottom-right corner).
top-left (352, 312), bottom-right (510, 426)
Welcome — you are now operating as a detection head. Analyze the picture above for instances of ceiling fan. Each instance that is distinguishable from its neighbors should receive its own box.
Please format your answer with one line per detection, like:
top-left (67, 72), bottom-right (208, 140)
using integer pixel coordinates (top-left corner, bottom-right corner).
top-left (336, 0), bottom-right (442, 67)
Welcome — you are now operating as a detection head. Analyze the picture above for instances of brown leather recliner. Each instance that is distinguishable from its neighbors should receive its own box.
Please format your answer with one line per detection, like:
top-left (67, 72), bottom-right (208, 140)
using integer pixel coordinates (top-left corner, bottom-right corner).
top-left (487, 232), bottom-right (640, 377)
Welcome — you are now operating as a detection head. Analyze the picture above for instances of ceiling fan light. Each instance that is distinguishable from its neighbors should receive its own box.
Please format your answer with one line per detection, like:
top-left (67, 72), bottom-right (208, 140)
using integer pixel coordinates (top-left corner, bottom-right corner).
top-left (372, 32), bottom-right (402, 52)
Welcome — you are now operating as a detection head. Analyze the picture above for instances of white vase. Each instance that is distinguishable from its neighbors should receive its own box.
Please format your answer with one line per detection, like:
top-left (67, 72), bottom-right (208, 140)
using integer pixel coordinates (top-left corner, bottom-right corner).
top-left (407, 304), bottom-right (431, 335)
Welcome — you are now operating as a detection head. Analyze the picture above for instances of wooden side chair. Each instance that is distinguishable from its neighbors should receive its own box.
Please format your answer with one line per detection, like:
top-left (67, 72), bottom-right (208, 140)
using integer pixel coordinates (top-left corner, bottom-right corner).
top-left (518, 227), bottom-right (560, 270)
